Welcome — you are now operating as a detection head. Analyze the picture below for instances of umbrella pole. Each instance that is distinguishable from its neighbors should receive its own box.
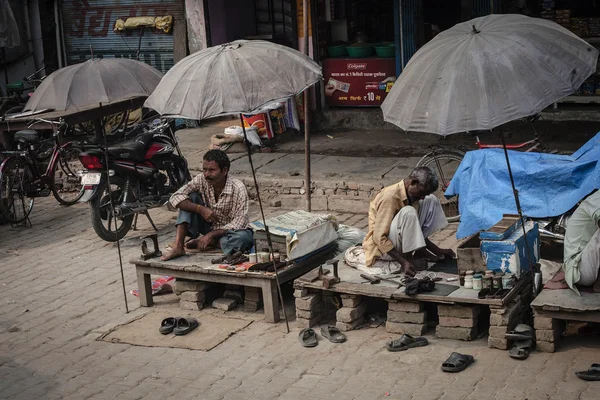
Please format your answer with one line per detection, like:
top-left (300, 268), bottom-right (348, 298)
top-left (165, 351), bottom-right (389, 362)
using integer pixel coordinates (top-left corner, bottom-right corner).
top-left (239, 114), bottom-right (290, 333)
top-left (500, 131), bottom-right (537, 286)
top-left (99, 102), bottom-right (130, 314)
top-left (303, 0), bottom-right (311, 212)
top-left (2, 48), bottom-right (8, 86)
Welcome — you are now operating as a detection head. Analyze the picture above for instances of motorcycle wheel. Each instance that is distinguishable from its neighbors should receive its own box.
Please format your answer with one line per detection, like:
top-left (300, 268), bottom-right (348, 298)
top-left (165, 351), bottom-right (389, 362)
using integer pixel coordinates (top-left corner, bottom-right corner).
top-left (90, 179), bottom-right (134, 242)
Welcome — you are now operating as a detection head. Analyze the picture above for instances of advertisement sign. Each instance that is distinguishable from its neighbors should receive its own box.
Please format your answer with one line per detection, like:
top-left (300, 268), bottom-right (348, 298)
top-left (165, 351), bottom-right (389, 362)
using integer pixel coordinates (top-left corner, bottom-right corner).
top-left (323, 58), bottom-right (396, 106)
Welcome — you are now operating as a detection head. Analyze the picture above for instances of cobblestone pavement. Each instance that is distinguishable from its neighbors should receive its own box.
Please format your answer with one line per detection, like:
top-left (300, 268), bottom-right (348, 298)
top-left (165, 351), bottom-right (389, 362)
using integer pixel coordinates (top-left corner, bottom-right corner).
top-left (1, 195), bottom-right (600, 400)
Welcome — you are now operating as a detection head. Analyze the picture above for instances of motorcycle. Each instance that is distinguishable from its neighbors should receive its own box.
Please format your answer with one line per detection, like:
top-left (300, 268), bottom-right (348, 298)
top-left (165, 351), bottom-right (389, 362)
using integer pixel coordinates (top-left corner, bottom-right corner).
top-left (78, 120), bottom-right (190, 241)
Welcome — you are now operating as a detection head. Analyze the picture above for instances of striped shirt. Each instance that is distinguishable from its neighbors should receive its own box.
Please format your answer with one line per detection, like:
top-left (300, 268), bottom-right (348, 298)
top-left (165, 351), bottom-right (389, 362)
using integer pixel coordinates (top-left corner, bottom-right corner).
top-left (169, 174), bottom-right (250, 231)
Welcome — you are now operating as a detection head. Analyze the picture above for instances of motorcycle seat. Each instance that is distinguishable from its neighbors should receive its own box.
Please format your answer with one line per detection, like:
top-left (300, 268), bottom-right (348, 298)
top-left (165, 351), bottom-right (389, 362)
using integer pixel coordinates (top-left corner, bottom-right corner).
top-left (14, 130), bottom-right (39, 143)
top-left (106, 132), bottom-right (154, 161)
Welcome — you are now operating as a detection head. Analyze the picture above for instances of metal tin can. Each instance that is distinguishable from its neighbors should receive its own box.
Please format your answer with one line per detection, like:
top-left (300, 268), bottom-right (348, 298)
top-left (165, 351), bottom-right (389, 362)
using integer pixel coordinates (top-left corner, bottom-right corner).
top-left (473, 274), bottom-right (483, 290)
top-left (493, 274), bottom-right (503, 289)
top-left (248, 253), bottom-right (258, 263)
top-left (503, 274), bottom-right (515, 289)
top-left (483, 276), bottom-right (492, 289)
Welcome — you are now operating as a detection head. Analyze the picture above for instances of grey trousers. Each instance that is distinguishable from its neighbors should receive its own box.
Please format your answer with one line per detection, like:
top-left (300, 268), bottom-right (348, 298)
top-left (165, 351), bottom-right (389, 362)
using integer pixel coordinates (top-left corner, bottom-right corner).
top-left (176, 192), bottom-right (254, 255)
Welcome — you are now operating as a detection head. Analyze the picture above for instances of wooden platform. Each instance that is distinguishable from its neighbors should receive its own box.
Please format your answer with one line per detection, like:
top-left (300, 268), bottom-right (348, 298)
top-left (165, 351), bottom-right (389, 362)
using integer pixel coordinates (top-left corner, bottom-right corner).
top-left (531, 288), bottom-right (600, 323)
top-left (131, 246), bottom-right (333, 323)
top-left (294, 258), bottom-right (525, 307)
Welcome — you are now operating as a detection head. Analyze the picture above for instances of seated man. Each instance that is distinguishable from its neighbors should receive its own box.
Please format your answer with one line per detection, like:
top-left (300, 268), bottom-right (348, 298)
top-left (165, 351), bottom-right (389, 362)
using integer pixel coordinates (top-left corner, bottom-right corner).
top-left (161, 149), bottom-right (253, 261)
top-left (564, 190), bottom-right (600, 294)
top-left (362, 166), bottom-right (455, 276)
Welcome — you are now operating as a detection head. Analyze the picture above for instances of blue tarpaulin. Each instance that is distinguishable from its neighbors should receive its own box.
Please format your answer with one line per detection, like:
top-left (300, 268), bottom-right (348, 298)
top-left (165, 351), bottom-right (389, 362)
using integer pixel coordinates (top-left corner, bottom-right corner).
top-left (446, 132), bottom-right (600, 238)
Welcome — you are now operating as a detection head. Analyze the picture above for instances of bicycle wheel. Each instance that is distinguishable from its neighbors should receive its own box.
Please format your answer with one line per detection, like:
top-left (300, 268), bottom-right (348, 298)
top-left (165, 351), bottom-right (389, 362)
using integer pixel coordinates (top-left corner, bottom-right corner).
top-left (416, 150), bottom-right (464, 223)
top-left (51, 144), bottom-right (86, 206)
top-left (0, 157), bottom-right (35, 223)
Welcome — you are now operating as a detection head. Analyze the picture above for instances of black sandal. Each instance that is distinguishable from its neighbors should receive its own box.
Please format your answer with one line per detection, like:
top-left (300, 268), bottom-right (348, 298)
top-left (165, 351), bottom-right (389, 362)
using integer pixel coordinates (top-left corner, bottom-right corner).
top-left (159, 317), bottom-right (179, 334)
top-left (321, 326), bottom-right (347, 343)
top-left (299, 328), bottom-right (318, 347)
top-left (386, 334), bottom-right (429, 352)
top-left (576, 364), bottom-right (600, 381)
top-left (509, 340), bottom-right (532, 360)
top-left (173, 317), bottom-right (199, 336)
top-left (441, 352), bottom-right (475, 372)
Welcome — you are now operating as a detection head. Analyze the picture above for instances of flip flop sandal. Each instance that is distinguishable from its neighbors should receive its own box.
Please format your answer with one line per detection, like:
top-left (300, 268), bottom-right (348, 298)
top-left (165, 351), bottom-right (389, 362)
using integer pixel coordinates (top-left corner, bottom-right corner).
top-left (509, 340), bottom-right (532, 360)
top-left (485, 288), bottom-right (500, 299)
top-left (441, 352), bottom-right (475, 372)
top-left (576, 364), bottom-right (600, 381)
top-left (386, 333), bottom-right (428, 352)
top-left (321, 325), bottom-right (347, 343)
top-left (493, 289), bottom-right (509, 299)
top-left (159, 317), bottom-right (179, 335)
top-left (299, 328), bottom-right (318, 347)
top-left (225, 251), bottom-right (243, 264)
top-left (478, 289), bottom-right (490, 299)
top-left (505, 324), bottom-right (535, 341)
top-left (173, 317), bottom-right (199, 336)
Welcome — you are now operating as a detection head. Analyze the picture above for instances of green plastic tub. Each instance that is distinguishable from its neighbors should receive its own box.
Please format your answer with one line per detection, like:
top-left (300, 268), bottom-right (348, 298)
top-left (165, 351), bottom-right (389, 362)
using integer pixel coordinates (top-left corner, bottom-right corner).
top-left (327, 44), bottom-right (348, 57)
top-left (375, 43), bottom-right (395, 58)
top-left (346, 44), bottom-right (374, 58)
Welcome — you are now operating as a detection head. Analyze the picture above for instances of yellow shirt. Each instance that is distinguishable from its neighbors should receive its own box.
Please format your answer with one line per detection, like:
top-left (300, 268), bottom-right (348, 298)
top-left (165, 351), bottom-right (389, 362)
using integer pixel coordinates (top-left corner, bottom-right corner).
top-left (363, 182), bottom-right (417, 267)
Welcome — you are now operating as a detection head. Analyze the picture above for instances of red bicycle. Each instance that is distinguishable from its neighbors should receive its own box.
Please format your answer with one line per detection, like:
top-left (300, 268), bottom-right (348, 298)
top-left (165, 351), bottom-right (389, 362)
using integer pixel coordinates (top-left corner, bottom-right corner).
top-left (0, 119), bottom-right (86, 224)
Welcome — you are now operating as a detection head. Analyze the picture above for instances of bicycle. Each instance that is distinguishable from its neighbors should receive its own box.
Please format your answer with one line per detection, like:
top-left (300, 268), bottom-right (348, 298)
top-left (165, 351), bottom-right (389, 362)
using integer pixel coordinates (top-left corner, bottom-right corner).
top-left (416, 115), bottom-right (552, 223)
top-left (0, 67), bottom-right (46, 116)
top-left (0, 119), bottom-right (86, 224)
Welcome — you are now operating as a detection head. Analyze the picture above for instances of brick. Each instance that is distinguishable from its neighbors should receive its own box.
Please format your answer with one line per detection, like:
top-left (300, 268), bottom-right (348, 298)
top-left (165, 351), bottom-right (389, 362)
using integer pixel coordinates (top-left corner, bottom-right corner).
top-left (437, 304), bottom-right (480, 319)
top-left (536, 329), bottom-right (560, 343)
top-left (245, 288), bottom-right (262, 302)
top-left (490, 299), bottom-right (522, 315)
top-left (174, 279), bottom-right (211, 294)
top-left (336, 303), bottom-right (367, 324)
top-left (244, 300), bottom-right (262, 312)
top-left (179, 300), bottom-right (204, 311)
top-left (179, 291), bottom-right (206, 302)
top-left (336, 317), bottom-right (365, 332)
top-left (269, 200), bottom-right (281, 207)
top-left (279, 195), bottom-right (328, 211)
top-left (294, 289), bottom-right (308, 298)
top-left (212, 298), bottom-right (237, 311)
top-left (387, 311), bottom-right (427, 324)
top-left (296, 316), bottom-right (321, 329)
top-left (295, 293), bottom-right (322, 311)
top-left (436, 326), bottom-right (477, 341)
top-left (490, 302), bottom-right (521, 326)
top-left (385, 321), bottom-right (427, 336)
top-left (341, 295), bottom-right (362, 308)
top-left (489, 325), bottom-right (511, 338)
top-left (387, 300), bottom-right (423, 313)
top-left (296, 303), bottom-right (323, 320)
top-left (439, 316), bottom-right (478, 328)
top-left (536, 340), bottom-right (556, 353)
top-left (533, 315), bottom-right (560, 330)
top-left (488, 336), bottom-right (508, 350)
top-left (347, 182), bottom-right (360, 190)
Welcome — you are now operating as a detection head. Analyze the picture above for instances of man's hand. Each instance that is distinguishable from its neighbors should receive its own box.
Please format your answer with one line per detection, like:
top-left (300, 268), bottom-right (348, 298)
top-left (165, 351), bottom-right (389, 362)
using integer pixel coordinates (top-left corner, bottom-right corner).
top-left (197, 233), bottom-right (214, 251)
top-left (198, 206), bottom-right (216, 222)
top-left (400, 261), bottom-right (416, 277)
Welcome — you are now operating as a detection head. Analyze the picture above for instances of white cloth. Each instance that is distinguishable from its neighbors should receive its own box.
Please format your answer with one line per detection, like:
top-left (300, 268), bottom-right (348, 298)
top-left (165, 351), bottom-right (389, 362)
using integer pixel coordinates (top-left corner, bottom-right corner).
top-left (577, 228), bottom-right (600, 286)
top-left (345, 195), bottom-right (448, 275)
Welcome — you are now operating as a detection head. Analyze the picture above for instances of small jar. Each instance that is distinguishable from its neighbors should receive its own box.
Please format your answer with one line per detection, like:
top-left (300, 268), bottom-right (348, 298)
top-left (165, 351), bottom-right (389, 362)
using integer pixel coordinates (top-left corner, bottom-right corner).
top-left (459, 272), bottom-right (466, 287)
top-left (248, 253), bottom-right (258, 263)
top-left (464, 274), bottom-right (473, 289)
top-left (482, 275), bottom-right (492, 289)
top-left (271, 251), bottom-right (281, 262)
top-left (472, 273), bottom-right (483, 290)
top-left (259, 248), bottom-right (270, 263)
top-left (493, 274), bottom-right (503, 289)
top-left (503, 273), bottom-right (515, 289)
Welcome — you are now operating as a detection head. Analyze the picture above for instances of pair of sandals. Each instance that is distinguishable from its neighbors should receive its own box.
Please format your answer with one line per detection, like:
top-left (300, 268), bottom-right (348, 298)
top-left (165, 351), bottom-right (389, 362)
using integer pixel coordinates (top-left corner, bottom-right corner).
top-left (299, 326), bottom-right (347, 347)
top-left (505, 324), bottom-right (534, 360)
top-left (159, 317), bottom-right (199, 336)
top-left (386, 334), bottom-right (475, 372)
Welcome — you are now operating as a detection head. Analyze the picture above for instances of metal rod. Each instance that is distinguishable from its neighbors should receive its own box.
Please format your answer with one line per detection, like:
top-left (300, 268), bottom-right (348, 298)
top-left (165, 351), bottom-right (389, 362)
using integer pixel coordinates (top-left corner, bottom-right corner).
top-left (2, 48), bottom-right (8, 86)
top-left (500, 131), bottom-right (536, 284)
top-left (240, 114), bottom-right (289, 332)
top-left (99, 102), bottom-right (129, 313)
top-left (303, 0), bottom-right (311, 212)
top-left (136, 28), bottom-right (144, 60)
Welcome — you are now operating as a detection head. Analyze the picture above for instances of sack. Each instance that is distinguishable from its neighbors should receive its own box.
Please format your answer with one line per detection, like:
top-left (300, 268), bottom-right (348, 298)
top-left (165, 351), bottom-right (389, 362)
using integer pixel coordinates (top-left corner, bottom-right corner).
top-left (210, 134), bottom-right (243, 147)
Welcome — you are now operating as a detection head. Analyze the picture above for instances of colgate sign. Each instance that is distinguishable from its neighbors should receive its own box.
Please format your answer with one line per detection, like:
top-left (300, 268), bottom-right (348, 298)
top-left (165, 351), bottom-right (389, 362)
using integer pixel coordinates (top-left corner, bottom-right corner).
top-left (347, 63), bottom-right (367, 70)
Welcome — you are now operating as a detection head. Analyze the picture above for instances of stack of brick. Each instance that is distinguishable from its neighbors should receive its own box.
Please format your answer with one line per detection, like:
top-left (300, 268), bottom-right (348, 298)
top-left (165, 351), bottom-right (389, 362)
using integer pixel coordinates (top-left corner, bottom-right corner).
top-left (174, 279), bottom-right (212, 311)
top-left (223, 284), bottom-right (244, 304)
top-left (488, 301), bottom-right (522, 350)
top-left (295, 289), bottom-right (324, 328)
top-left (386, 300), bottom-right (427, 336)
top-left (436, 304), bottom-right (479, 341)
top-left (336, 295), bottom-right (366, 332)
top-left (244, 287), bottom-right (263, 312)
top-left (534, 312), bottom-right (565, 353)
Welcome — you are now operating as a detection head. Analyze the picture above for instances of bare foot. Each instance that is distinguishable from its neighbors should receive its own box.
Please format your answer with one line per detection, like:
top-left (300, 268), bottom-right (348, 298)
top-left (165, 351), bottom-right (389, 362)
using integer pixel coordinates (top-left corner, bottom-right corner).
top-left (161, 247), bottom-right (186, 261)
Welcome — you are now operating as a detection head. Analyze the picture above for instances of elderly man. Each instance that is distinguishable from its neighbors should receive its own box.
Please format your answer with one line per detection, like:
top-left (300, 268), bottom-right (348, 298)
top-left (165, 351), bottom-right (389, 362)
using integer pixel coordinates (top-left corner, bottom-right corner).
top-left (161, 150), bottom-right (253, 261)
top-left (564, 190), bottom-right (600, 294)
top-left (363, 166), bottom-right (455, 276)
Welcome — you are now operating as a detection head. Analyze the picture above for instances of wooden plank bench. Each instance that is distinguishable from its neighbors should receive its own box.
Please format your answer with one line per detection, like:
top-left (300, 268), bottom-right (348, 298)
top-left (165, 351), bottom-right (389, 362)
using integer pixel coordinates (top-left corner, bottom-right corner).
top-left (131, 246), bottom-right (334, 323)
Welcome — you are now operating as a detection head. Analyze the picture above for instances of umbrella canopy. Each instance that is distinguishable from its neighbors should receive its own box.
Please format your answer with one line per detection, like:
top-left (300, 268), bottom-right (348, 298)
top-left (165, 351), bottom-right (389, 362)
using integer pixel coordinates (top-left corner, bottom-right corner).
top-left (381, 14), bottom-right (599, 136)
top-left (144, 40), bottom-right (322, 119)
top-left (0, 0), bottom-right (20, 48)
top-left (24, 58), bottom-right (163, 112)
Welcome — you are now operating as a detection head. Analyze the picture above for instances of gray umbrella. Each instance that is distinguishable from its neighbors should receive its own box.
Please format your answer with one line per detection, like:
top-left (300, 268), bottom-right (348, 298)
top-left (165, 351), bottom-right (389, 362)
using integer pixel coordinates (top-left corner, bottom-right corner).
top-left (382, 14), bottom-right (598, 135)
top-left (144, 40), bottom-right (322, 119)
top-left (24, 58), bottom-right (163, 112)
